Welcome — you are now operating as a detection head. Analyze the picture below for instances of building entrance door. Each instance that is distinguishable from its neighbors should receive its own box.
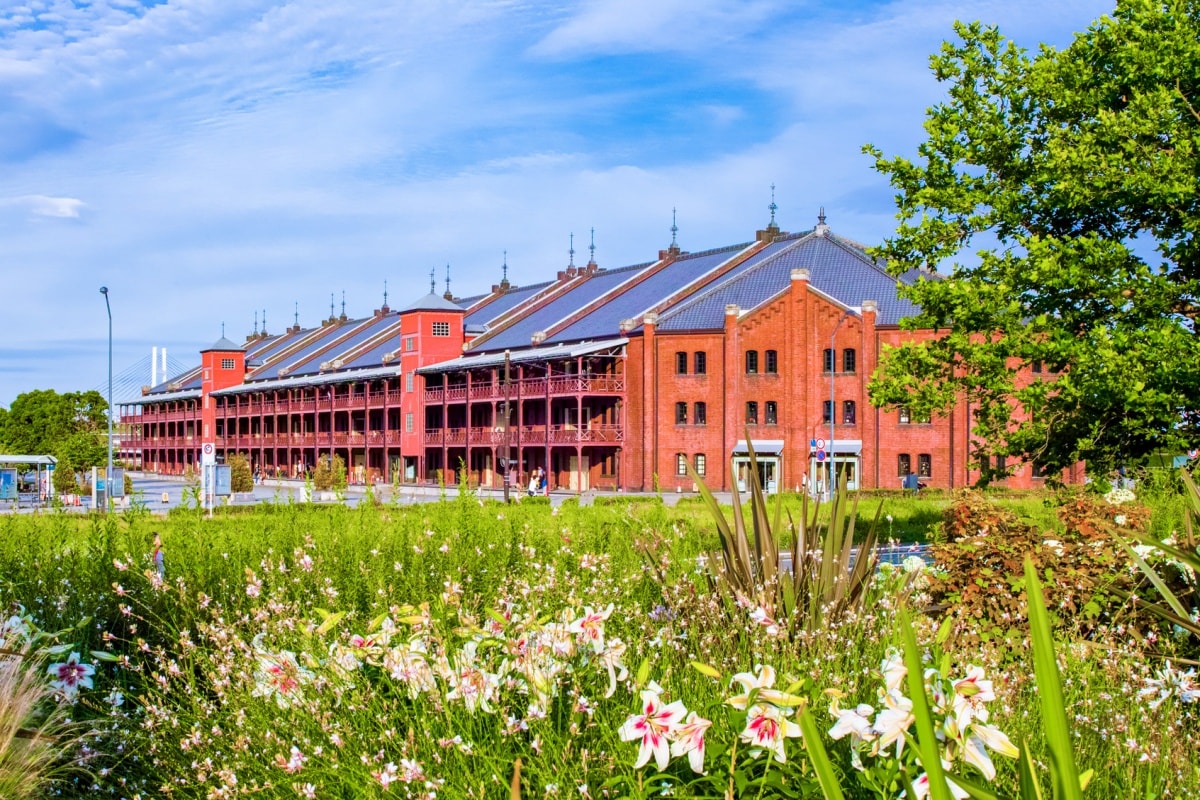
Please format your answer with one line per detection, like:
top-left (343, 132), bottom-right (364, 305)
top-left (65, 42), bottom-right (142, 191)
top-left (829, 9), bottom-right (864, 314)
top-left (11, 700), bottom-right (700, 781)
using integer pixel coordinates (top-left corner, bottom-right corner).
top-left (733, 456), bottom-right (780, 494)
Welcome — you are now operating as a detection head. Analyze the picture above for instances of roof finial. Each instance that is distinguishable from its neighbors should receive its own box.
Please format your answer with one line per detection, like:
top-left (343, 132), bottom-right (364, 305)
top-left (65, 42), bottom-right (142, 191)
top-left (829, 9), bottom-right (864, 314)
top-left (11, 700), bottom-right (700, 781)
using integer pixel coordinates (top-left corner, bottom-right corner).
top-left (294, 302), bottom-right (299, 328)
top-left (568, 233), bottom-right (575, 268)
top-left (262, 308), bottom-right (267, 334)
top-left (768, 183), bottom-right (778, 229)
top-left (815, 206), bottom-right (829, 235)
top-left (340, 290), bottom-right (346, 318)
top-left (430, 267), bottom-right (436, 294)
top-left (253, 310), bottom-right (258, 335)
top-left (330, 292), bottom-right (335, 319)
top-left (818, 206), bottom-right (826, 225)
top-left (444, 263), bottom-right (452, 300)
top-left (221, 321), bottom-right (225, 338)
top-left (502, 250), bottom-right (509, 286)
top-left (588, 227), bottom-right (596, 265)
top-left (670, 207), bottom-right (678, 248)
top-left (383, 279), bottom-right (388, 309)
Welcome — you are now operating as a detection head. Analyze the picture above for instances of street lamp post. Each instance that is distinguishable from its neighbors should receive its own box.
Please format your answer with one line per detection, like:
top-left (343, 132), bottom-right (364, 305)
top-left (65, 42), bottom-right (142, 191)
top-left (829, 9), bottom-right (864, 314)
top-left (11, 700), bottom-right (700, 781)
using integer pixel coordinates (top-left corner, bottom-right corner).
top-left (100, 286), bottom-right (113, 512)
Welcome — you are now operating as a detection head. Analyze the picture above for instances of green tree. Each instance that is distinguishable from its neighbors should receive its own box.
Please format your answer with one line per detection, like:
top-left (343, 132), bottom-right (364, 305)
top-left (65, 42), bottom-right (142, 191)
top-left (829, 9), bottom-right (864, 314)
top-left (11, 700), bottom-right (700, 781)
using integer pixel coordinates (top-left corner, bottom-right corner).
top-left (865, 2), bottom-right (1200, 480)
top-left (226, 454), bottom-right (254, 493)
top-left (0, 389), bottom-right (108, 457)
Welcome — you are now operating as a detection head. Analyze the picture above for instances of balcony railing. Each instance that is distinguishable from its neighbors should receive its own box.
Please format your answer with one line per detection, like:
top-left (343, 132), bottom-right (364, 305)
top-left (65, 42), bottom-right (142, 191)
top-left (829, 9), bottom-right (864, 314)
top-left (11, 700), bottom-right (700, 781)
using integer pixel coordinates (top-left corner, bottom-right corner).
top-left (423, 374), bottom-right (626, 404)
top-left (422, 423), bottom-right (624, 446)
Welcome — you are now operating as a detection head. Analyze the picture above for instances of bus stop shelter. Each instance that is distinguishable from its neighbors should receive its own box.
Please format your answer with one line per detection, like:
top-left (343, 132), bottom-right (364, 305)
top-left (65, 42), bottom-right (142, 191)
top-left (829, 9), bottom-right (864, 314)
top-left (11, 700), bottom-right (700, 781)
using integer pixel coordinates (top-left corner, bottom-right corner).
top-left (0, 455), bottom-right (57, 509)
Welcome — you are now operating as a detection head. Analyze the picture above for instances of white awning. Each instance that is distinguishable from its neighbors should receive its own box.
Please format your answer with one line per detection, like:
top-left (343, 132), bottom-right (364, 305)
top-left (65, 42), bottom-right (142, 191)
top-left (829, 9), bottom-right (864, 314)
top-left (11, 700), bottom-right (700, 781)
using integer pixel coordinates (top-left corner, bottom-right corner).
top-left (732, 439), bottom-right (785, 456)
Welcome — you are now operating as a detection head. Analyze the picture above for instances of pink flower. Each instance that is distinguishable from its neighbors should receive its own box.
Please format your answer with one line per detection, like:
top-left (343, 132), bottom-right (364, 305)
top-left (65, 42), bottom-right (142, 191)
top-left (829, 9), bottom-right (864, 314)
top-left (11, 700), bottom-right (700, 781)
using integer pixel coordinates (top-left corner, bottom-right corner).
top-left (669, 711), bottom-right (711, 774)
top-left (47, 652), bottom-right (95, 700)
top-left (569, 604), bottom-right (613, 653)
top-left (618, 689), bottom-right (686, 771)
top-left (740, 704), bottom-right (801, 763)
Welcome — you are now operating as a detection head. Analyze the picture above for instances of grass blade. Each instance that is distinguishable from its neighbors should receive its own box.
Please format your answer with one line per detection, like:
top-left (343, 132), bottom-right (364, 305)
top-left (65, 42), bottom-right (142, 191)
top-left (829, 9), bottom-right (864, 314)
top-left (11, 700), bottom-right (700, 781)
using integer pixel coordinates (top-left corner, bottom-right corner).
top-left (899, 604), bottom-right (954, 800)
top-left (1023, 558), bottom-right (1082, 800)
top-left (797, 702), bottom-right (845, 800)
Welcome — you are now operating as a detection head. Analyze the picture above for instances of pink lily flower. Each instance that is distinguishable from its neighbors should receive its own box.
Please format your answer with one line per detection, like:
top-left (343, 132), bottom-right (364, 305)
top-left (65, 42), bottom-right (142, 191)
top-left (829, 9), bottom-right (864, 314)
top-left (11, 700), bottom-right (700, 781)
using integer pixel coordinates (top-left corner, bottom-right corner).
top-left (669, 711), bottom-right (712, 774)
top-left (619, 688), bottom-right (686, 771)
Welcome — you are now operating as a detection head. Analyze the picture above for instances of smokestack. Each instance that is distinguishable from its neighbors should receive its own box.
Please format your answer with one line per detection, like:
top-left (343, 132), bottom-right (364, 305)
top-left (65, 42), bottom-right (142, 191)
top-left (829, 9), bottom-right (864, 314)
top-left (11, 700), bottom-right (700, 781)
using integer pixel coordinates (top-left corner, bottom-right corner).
top-left (152, 347), bottom-right (158, 387)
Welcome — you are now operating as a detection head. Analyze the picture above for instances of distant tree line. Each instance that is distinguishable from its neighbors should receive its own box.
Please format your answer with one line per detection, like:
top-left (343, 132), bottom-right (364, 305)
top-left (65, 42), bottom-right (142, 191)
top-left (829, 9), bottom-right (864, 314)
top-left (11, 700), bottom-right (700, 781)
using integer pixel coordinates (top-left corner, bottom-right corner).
top-left (0, 389), bottom-right (109, 492)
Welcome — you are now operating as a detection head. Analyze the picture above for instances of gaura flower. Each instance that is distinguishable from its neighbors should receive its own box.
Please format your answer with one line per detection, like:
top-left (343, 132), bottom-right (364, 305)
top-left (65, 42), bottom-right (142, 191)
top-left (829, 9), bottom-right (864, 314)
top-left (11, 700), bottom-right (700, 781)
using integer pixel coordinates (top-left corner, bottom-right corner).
top-left (669, 711), bottom-right (711, 774)
top-left (881, 648), bottom-right (907, 693)
top-left (618, 688), bottom-right (686, 771)
top-left (47, 652), bottom-right (95, 700)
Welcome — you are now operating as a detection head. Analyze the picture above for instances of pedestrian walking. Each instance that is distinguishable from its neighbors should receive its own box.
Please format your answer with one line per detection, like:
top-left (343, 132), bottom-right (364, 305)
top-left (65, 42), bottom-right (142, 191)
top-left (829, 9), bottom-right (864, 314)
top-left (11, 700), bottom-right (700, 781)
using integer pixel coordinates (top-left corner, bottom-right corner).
top-left (152, 533), bottom-right (165, 579)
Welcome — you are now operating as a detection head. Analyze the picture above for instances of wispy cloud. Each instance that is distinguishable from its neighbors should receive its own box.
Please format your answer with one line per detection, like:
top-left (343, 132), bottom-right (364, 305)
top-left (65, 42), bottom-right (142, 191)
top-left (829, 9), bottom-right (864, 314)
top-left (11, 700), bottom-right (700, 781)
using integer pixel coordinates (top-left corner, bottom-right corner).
top-left (0, 0), bottom-right (1113, 406)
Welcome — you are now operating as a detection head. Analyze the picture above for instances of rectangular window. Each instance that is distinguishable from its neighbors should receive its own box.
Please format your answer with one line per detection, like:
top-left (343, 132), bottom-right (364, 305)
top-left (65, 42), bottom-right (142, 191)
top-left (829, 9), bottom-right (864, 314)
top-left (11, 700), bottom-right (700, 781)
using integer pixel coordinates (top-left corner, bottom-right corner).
top-left (694, 352), bottom-right (707, 374)
top-left (1032, 361), bottom-right (1044, 374)
top-left (823, 349), bottom-right (835, 373)
top-left (432, 321), bottom-right (450, 337)
top-left (1031, 461), bottom-right (1046, 478)
top-left (745, 350), bottom-right (758, 374)
top-left (405, 337), bottom-right (415, 351)
top-left (677, 453), bottom-right (688, 476)
top-left (694, 453), bottom-right (706, 476)
top-left (918, 454), bottom-right (932, 478)
top-left (898, 453), bottom-right (912, 477)
top-left (765, 401), bottom-right (777, 425)
top-left (842, 348), bottom-right (856, 374)
top-left (765, 350), bottom-right (778, 374)
top-left (746, 401), bottom-right (758, 424)
top-left (405, 413), bottom-right (414, 433)
top-left (898, 406), bottom-right (911, 424)
top-left (220, 358), bottom-right (235, 370)
top-left (843, 400), bottom-right (856, 425)
top-left (822, 400), bottom-right (833, 424)
top-left (996, 455), bottom-right (1007, 472)
top-left (675, 402), bottom-right (688, 425)
top-left (694, 402), bottom-right (707, 425)
top-left (405, 373), bottom-right (414, 392)
top-left (676, 351), bottom-right (688, 374)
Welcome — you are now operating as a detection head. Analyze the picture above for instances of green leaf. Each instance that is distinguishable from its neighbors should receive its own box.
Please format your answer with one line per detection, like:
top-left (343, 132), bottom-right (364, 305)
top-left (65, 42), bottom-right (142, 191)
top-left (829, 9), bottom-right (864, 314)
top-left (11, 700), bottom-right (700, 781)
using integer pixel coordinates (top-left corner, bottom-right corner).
top-left (315, 611), bottom-right (346, 636)
top-left (1024, 559), bottom-right (1083, 800)
top-left (89, 650), bottom-right (120, 662)
top-left (797, 703), bottom-right (845, 800)
top-left (899, 604), bottom-right (954, 800)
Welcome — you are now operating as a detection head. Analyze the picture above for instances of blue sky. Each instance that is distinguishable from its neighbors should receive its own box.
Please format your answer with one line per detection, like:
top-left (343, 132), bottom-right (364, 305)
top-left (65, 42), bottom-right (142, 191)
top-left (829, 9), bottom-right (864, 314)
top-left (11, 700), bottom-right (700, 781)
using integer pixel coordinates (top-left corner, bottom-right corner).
top-left (0, 0), bottom-right (1111, 408)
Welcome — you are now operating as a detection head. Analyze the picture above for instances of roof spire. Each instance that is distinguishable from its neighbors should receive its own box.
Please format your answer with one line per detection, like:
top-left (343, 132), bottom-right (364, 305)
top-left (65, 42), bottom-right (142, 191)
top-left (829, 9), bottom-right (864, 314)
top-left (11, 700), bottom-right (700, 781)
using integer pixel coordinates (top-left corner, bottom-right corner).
top-left (261, 308), bottom-right (267, 335)
top-left (444, 263), bottom-right (453, 300)
top-left (294, 302), bottom-right (299, 329)
top-left (430, 267), bottom-right (436, 294)
top-left (340, 290), bottom-right (346, 319)
top-left (588, 227), bottom-right (596, 265)
top-left (253, 310), bottom-right (258, 336)
top-left (501, 250), bottom-right (509, 288)
top-left (815, 205), bottom-right (829, 235)
top-left (768, 183), bottom-right (779, 230)
top-left (670, 207), bottom-right (678, 247)
top-left (383, 279), bottom-right (389, 310)
top-left (568, 233), bottom-right (575, 268)
top-left (221, 321), bottom-right (225, 338)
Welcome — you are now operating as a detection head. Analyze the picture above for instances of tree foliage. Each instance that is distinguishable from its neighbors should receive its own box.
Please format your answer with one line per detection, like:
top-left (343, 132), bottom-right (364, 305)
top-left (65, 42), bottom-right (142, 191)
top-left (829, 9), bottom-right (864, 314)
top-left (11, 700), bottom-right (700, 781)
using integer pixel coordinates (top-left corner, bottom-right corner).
top-left (865, 2), bottom-right (1200, 479)
top-left (0, 389), bottom-right (108, 463)
top-left (226, 454), bottom-right (254, 494)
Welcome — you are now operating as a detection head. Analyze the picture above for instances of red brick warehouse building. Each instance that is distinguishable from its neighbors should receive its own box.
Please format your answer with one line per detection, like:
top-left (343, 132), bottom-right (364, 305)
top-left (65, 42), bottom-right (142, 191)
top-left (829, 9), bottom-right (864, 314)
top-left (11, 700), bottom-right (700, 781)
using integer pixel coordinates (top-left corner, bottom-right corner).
top-left (123, 208), bottom-right (1054, 492)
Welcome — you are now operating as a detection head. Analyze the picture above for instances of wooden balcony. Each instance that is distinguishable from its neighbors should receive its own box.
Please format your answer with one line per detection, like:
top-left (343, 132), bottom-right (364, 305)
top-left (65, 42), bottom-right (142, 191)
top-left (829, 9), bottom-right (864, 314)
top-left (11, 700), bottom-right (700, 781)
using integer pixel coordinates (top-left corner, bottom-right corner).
top-left (423, 374), bottom-right (626, 404)
top-left (422, 423), bottom-right (624, 446)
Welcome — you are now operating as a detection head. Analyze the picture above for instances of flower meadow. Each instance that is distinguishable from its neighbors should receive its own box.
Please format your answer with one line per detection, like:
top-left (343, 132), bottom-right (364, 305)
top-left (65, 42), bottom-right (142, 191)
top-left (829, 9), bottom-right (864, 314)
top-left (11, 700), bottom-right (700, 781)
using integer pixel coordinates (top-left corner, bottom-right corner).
top-left (0, 485), bottom-right (1197, 799)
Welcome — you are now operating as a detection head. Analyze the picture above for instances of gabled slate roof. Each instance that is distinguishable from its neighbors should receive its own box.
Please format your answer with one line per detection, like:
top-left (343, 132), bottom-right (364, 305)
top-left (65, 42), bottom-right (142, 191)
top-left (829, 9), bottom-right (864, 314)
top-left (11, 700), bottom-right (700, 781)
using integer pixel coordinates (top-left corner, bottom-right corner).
top-left (402, 292), bottom-right (464, 312)
top-left (469, 264), bottom-right (656, 352)
top-left (202, 336), bottom-right (242, 352)
top-left (550, 244), bottom-right (751, 344)
top-left (463, 280), bottom-right (556, 328)
top-left (657, 232), bottom-right (920, 331)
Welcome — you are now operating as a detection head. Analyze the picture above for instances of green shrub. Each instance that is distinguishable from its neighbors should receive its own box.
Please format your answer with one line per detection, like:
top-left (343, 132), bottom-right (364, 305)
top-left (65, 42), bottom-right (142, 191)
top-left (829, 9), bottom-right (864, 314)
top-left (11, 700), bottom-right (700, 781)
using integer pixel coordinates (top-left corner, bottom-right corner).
top-left (226, 454), bottom-right (254, 493)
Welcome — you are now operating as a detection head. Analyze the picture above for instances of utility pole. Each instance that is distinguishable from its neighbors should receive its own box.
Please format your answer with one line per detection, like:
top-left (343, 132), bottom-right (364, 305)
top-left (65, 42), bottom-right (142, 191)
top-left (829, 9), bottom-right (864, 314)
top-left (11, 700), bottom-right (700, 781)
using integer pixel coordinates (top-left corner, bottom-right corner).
top-left (502, 350), bottom-right (511, 503)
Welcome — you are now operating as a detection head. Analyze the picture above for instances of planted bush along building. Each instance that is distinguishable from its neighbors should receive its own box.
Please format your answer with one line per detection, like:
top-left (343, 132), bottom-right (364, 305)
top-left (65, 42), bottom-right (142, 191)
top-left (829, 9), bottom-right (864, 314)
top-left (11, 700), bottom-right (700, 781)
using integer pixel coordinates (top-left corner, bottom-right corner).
top-left (123, 213), bottom-right (1060, 492)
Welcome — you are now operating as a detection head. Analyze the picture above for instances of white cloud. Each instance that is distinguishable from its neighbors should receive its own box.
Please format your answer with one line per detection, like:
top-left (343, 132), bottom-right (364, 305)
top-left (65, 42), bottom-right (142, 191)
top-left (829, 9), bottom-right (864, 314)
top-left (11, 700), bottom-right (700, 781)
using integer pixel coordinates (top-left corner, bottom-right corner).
top-left (2, 194), bottom-right (86, 218)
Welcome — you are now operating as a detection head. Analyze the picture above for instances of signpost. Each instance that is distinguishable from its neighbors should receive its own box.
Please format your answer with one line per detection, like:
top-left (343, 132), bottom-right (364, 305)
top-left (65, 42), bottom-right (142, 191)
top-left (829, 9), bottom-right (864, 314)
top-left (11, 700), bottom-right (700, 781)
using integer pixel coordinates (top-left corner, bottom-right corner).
top-left (202, 442), bottom-right (216, 516)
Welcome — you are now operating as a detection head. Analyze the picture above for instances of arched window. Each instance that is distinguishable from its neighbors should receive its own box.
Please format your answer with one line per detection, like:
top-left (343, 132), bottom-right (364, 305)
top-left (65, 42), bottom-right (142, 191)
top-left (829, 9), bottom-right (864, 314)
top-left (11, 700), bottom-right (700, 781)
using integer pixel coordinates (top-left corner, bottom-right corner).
top-left (675, 352), bottom-right (688, 374)
top-left (746, 401), bottom-right (758, 424)
top-left (694, 453), bottom-right (707, 476)
top-left (765, 350), bottom-right (778, 373)
top-left (745, 350), bottom-right (759, 374)
top-left (842, 348), bottom-right (856, 374)
top-left (918, 454), bottom-right (932, 477)
top-left (676, 454), bottom-right (688, 475)
top-left (823, 349), bottom-right (835, 373)
top-left (843, 400), bottom-right (856, 424)
top-left (693, 402), bottom-right (707, 425)
top-left (694, 352), bottom-right (707, 374)
top-left (897, 454), bottom-right (911, 476)
top-left (765, 401), bottom-right (778, 425)
top-left (675, 402), bottom-right (687, 424)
